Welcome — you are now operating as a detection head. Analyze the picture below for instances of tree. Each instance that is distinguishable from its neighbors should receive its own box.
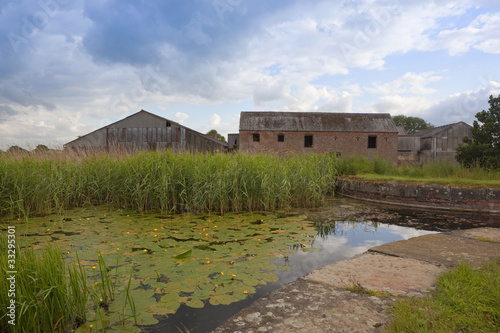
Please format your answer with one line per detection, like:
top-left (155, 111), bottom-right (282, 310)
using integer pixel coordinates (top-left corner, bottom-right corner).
top-left (392, 115), bottom-right (434, 134)
top-left (456, 94), bottom-right (500, 169)
top-left (206, 129), bottom-right (226, 143)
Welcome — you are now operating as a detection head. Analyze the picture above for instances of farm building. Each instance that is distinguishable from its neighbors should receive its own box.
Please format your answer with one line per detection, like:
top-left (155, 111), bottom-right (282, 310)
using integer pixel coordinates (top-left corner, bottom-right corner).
top-left (64, 110), bottom-right (227, 153)
top-left (238, 112), bottom-right (399, 163)
top-left (398, 121), bottom-right (472, 165)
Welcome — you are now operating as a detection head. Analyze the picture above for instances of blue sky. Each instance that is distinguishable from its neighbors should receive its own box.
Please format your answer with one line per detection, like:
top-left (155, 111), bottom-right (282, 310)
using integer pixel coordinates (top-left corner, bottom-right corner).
top-left (1, 0), bottom-right (500, 148)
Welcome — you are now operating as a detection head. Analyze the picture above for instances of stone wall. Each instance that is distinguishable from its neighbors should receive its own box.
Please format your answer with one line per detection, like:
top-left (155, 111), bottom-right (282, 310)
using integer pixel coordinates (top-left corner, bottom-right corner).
top-left (336, 177), bottom-right (500, 213)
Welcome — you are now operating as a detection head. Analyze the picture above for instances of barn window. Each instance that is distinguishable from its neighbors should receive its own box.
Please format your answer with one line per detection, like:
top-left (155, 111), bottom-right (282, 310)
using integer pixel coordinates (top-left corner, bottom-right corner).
top-left (368, 135), bottom-right (377, 149)
top-left (277, 134), bottom-right (284, 142)
top-left (304, 135), bottom-right (313, 148)
top-left (166, 121), bottom-right (171, 127)
top-left (253, 133), bottom-right (260, 142)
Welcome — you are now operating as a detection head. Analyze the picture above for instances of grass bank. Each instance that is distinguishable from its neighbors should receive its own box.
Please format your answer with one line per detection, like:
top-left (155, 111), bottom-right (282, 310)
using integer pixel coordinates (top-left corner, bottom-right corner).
top-left (338, 156), bottom-right (500, 187)
top-left (386, 258), bottom-right (500, 332)
top-left (0, 151), bottom-right (339, 218)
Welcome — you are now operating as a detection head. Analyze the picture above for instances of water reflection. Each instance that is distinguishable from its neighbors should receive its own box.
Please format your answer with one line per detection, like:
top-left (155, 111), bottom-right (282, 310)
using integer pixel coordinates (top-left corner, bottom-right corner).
top-left (272, 221), bottom-right (437, 286)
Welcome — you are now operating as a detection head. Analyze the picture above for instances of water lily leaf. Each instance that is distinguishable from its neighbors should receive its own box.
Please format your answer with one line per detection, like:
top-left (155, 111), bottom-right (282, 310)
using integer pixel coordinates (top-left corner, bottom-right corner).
top-left (208, 293), bottom-right (238, 306)
top-left (174, 249), bottom-right (192, 259)
top-left (134, 311), bottom-right (159, 326)
top-left (193, 289), bottom-right (210, 300)
top-left (108, 325), bottom-right (142, 333)
top-left (160, 293), bottom-right (181, 313)
top-left (185, 298), bottom-right (205, 309)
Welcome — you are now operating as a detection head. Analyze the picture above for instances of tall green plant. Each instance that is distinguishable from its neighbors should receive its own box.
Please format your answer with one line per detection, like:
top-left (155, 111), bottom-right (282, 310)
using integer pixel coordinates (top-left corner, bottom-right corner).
top-left (0, 240), bottom-right (87, 332)
top-left (0, 151), bottom-right (340, 218)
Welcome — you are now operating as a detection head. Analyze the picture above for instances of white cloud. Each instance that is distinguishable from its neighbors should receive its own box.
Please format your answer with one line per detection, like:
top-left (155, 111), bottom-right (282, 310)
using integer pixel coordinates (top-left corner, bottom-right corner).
top-left (209, 113), bottom-right (221, 127)
top-left (173, 112), bottom-right (188, 123)
top-left (1, 0), bottom-right (500, 147)
top-left (368, 72), bottom-right (442, 95)
top-left (361, 95), bottom-right (435, 116)
top-left (274, 84), bottom-right (354, 113)
top-left (423, 80), bottom-right (500, 125)
top-left (475, 38), bottom-right (500, 53)
top-left (437, 12), bottom-right (500, 55)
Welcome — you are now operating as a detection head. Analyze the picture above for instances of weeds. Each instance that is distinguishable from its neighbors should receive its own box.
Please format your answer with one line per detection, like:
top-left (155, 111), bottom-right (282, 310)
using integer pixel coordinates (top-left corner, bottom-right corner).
top-left (0, 237), bottom-right (138, 332)
top-left (0, 240), bottom-right (87, 332)
top-left (386, 259), bottom-right (500, 332)
top-left (338, 155), bottom-right (500, 187)
top-left (344, 281), bottom-right (389, 297)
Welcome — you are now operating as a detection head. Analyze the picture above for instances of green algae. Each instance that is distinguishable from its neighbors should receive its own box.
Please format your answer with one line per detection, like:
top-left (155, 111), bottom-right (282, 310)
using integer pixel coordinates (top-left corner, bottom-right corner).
top-left (2, 207), bottom-right (317, 330)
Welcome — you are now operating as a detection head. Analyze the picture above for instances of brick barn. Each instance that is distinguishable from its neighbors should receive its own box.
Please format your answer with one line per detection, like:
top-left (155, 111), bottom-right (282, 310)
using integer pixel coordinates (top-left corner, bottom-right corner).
top-left (238, 112), bottom-right (399, 163)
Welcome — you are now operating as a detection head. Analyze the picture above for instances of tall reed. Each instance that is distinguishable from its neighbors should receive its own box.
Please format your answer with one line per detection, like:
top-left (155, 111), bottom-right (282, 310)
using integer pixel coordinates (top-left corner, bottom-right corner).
top-left (0, 151), bottom-right (340, 218)
top-left (0, 240), bottom-right (87, 332)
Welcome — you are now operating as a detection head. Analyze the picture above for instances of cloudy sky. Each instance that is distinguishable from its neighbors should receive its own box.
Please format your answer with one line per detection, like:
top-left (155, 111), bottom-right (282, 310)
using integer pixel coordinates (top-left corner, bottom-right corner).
top-left (1, 0), bottom-right (500, 148)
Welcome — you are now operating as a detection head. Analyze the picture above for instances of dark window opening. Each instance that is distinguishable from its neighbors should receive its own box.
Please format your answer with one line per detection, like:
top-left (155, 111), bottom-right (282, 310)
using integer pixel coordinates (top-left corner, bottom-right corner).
top-left (166, 121), bottom-right (171, 127)
top-left (253, 133), bottom-right (260, 142)
top-left (277, 134), bottom-right (284, 142)
top-left (368, 135), bottom-right (377, 149)
top-left (304, 135), bottom-right (313, 148)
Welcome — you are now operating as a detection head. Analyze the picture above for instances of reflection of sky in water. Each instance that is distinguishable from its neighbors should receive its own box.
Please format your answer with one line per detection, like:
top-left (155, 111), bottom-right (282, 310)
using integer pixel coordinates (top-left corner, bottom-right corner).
top-left (273, 222), bottom-right (438, 283)
top-left (159, 219), bottom-right (440, 333)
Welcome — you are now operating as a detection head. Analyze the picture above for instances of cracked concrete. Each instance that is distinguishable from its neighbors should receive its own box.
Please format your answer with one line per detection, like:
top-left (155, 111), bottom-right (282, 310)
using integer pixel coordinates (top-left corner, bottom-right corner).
top-left (212, 228), bottom-right (500, 333)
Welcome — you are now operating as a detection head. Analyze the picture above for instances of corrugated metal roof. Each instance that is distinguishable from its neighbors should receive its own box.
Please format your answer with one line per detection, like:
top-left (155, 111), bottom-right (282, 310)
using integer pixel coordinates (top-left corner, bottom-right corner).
top-left (239, 112), bottom-right (398, 133)
top-left (65, 109), bottom-right (227, 147)
top-left (413, 121), bottom-right (471, 138)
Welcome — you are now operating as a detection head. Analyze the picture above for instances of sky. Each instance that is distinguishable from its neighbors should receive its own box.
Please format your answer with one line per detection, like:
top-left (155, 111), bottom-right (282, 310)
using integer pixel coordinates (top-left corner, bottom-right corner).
top-left (1, 0), bottom-right (500, 149)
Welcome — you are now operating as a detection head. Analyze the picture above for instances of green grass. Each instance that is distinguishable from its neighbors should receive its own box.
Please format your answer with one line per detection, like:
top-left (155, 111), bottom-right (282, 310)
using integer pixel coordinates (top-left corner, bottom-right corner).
top-left (0, 237), bottom-right (138, 332)
top-left (0, 151), bottom-right (340, 218)
top-left (0, 240), bottom-right (87, 332)
top-left (386, 259), bottom-right (500, 333)
top-left (338, 156), bottom-right (500, 187)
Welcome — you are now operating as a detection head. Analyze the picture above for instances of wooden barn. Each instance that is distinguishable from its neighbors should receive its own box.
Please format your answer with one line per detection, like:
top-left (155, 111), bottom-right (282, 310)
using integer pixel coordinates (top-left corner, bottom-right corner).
top-left (238, 112), bottom-right (399, 163)
top-left (398, 121), bottom-right (472, 165)
top-left (64, 110), bottom-right (227, 153)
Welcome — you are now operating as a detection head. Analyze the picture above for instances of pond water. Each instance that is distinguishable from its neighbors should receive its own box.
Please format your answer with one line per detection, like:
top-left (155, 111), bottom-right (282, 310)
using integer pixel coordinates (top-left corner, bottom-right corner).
top-left (2, 196), bottom-right (499, 332)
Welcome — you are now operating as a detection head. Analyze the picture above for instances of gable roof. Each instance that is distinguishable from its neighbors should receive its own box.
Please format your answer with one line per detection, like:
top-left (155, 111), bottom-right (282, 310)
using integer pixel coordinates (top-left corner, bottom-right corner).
top-left (65, 109), bottom-right (227, 146)
top-left (413, 121), bottom-right (471, 138)
top-left (239, 112), bottom-right (398, 133)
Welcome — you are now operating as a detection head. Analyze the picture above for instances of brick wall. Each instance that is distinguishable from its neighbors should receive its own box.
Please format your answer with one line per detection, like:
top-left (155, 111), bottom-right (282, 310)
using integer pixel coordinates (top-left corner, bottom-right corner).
top-left (240, 130), bottom-right (398, 164)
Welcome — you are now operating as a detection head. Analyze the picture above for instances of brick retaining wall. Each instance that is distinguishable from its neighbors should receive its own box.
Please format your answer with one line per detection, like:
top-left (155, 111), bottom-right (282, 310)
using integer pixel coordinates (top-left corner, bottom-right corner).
top-left (336, 177), bottom-right (500, 213)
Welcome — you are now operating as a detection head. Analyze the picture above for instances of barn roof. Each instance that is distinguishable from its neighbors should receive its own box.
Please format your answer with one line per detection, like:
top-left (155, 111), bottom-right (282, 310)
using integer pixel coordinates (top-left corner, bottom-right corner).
top-left (239, 112), bottom-right (398, 133)
top-left (413, 121), bottom-right (471, 138)
top-left (65, 109), bottom-right (227, 147)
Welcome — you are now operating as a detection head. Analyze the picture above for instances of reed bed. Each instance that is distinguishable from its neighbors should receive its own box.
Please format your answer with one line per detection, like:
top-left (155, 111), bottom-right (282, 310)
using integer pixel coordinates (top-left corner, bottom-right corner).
top-left (0, 240), bottom-right (87, 332)
top-left (0, 150), bottom-right (339, 218)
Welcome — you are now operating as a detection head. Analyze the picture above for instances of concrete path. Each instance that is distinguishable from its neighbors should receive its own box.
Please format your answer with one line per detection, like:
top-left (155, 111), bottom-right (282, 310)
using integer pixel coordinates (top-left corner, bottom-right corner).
top-left (212, 227), bottom-right (500, 333)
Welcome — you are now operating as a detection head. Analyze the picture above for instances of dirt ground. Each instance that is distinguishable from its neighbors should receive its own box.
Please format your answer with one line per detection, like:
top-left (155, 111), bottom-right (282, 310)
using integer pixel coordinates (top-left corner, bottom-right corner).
top-left (212, 227), bottom-right (500, 333)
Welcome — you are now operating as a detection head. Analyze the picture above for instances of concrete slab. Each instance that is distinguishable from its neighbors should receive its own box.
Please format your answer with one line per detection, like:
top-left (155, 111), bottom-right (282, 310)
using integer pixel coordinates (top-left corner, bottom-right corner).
top-left (369, 233), bottom-right (500, 268)
top-left (212, 278), bottom-right (393, 333)
top-left (304, 252), bottom-right (446, 297)
top-left (450, 227), bottom-right (500, 243)
top-left (212, 228), bottom-right (500, 333)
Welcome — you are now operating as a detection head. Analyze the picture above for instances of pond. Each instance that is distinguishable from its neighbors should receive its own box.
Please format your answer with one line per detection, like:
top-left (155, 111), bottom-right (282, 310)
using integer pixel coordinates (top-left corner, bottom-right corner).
top-left (2, 196), bottom-right (499, 332)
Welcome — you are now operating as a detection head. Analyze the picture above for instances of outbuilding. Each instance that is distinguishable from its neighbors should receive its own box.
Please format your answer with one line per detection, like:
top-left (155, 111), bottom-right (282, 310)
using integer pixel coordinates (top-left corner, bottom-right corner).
top-left (64, 109), bottom-right (227, 153)
top-left (238, 111), bottom-right (399, 163)
top-left (398, 121), bottom-right (472, 165)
